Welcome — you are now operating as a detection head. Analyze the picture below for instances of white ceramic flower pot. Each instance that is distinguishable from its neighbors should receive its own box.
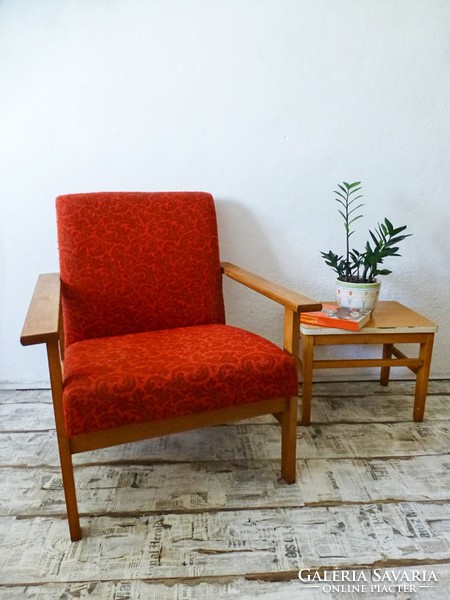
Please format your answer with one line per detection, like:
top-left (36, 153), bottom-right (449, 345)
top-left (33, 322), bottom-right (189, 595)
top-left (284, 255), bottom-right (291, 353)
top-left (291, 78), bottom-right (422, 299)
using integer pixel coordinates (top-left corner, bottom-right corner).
top-left (336, 279), bottom-right (381, 312)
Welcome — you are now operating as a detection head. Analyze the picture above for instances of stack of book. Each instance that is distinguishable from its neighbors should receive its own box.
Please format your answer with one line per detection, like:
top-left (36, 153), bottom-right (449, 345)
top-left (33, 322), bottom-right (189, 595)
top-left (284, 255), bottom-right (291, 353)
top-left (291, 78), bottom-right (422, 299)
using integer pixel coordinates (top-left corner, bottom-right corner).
top-left (300, 304), bottom-right (371, 331)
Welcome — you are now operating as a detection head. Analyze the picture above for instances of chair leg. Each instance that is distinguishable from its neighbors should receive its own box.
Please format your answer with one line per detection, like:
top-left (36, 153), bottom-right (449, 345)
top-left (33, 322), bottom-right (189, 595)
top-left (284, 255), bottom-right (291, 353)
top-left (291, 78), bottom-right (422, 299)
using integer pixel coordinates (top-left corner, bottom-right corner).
top-left (380, 343), bottom-right (393, 386)
top-left (57, 436), bottom-right (82, 541)
top-left (413, 334), bottom-right (435, 422)
top-left (46, 340), bottom-right (82, 541)
top-left (280, 396), bottom-right (297, 484)
top-left (300, 335), bottom-right (314, 425)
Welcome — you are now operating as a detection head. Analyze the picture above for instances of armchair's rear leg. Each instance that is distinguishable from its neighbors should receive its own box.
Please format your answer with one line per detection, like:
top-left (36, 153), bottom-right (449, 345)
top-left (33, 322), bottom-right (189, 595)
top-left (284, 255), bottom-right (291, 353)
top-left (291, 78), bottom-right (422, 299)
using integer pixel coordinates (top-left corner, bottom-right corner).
top-left (47, 341), bottom-right (81, 541)
top-left (280, 307), bottom-right (300, 483)
top-left (280, 396), bottom-right (297, 484)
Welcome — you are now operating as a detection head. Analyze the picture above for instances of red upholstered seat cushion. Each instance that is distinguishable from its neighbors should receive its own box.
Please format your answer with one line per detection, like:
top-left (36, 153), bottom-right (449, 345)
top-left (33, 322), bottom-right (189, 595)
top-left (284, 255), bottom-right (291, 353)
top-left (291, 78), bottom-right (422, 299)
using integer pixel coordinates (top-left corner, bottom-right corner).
top-left (62, 324), bottom-right (298, 437)
top-left (56, 192), bottom-right (225, 347)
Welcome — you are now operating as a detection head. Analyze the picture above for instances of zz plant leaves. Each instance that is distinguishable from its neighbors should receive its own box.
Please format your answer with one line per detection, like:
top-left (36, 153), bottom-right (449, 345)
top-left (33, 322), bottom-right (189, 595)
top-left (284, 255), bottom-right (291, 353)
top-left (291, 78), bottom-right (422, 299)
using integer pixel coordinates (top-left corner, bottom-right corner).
top-left (321, 182), bottom-right (411, 283)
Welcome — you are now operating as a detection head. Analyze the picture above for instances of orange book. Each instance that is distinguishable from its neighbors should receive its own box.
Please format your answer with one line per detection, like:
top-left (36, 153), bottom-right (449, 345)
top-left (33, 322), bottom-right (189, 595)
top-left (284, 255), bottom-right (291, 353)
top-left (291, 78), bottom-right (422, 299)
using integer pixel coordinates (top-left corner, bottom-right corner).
top-left (300, 304), bottom-right (371, 331)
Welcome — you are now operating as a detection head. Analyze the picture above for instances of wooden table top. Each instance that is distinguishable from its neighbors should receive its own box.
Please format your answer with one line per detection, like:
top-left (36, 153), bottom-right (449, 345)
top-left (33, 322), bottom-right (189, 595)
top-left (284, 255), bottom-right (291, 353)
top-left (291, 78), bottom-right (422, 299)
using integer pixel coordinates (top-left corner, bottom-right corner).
top-left (300, 301), bottom-right (438, 336)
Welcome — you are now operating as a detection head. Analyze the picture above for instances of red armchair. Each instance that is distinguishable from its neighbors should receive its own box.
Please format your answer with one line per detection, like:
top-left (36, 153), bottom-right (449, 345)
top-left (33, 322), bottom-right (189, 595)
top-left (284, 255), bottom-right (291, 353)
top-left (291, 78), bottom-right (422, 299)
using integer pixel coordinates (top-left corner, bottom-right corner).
top-left (21, 192), bottom-right (321, 540)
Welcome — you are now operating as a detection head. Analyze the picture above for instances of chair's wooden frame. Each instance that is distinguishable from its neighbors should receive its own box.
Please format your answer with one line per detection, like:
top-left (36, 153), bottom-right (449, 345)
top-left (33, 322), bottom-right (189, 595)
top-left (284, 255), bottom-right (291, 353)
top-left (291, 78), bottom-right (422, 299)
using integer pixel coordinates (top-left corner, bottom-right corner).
top-left (21, 262), bottom-right (321, 541)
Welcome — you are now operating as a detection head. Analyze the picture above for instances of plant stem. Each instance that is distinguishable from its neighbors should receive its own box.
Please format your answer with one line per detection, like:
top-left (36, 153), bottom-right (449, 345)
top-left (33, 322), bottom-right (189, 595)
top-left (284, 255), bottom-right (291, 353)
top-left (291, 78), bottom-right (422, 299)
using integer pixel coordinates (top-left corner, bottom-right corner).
top-left (345, 188), bottom-right (350, 281)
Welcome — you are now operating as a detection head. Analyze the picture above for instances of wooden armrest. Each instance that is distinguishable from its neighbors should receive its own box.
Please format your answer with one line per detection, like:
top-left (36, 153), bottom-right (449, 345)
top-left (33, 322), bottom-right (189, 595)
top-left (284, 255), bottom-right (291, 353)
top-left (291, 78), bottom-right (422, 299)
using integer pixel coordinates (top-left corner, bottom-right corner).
top-left (20, 273), bottom-right (61, 346)
top-left (221, 262), bottom-right (322, 313)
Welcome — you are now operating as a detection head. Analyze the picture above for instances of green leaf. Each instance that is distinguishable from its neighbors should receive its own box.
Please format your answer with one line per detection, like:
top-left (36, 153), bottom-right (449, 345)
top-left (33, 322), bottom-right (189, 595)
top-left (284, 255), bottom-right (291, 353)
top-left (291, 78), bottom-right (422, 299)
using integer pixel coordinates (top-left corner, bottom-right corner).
top-left (369, 231), bottom-right (379, 246)
top-left (348, 195), bottom-right (363, 204)
top-left (392, 225), bottom-right (409, 236)
top-left (385, 235), bottom-right (411, 246)
top-left (385, 218), bottom-right (394, 234)
top-left (349, 215), bottom-right (364, 226)
top-left (376, 269), bottom-right (392, 276)
top-left (348, 204), bottom-right (364, 215)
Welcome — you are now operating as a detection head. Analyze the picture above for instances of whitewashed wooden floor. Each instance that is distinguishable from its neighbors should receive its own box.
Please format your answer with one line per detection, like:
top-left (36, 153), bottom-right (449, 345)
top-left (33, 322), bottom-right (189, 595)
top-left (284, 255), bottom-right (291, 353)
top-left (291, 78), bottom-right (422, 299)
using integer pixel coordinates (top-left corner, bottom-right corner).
top-left (1, 380), bottom-right (450, 599)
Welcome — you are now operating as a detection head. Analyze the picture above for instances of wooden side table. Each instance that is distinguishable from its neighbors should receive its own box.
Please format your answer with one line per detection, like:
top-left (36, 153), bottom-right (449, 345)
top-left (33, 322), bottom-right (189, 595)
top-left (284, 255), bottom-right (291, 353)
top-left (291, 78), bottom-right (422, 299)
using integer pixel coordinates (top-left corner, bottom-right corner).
top-left (299, 301), bottom-right (437, 425)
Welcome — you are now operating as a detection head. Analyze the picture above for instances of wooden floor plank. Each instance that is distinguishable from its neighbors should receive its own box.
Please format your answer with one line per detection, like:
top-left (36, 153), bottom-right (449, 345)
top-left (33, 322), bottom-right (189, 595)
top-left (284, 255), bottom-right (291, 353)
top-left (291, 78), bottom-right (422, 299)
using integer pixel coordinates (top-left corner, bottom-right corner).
top-left (304, 394), bottom-right (450, 424)
top-left (0, 461), bottom-right (306, 517)
top-left (2, 454), bottom-right (450, 518)
top-left (0, 389), bottom-right (51, 404)
top-left (0, 402), bottom-right (54, 432)
top-left (1, 503), bottom-right (450, 584)
top-left (1, 421), bottom-right (449, 470)
top-left (2, 564), bottom-right (450, 599)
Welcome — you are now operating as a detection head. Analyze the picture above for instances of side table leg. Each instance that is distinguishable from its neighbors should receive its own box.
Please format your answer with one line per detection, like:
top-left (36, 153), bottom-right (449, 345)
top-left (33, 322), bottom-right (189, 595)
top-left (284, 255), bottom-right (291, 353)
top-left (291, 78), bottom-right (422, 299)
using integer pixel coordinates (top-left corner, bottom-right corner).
top-left (413, 333), bottom-right (435, 422)
top-left (300, 335), bottom-right (314, 425)
top-left (380, 343), bottom-right (393, 386)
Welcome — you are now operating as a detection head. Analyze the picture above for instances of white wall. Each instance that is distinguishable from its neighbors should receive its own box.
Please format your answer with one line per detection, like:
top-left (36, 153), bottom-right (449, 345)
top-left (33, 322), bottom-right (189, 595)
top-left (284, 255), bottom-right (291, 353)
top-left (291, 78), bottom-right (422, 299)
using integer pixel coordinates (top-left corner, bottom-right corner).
top-left (1, 0), bottom-right (449, 386)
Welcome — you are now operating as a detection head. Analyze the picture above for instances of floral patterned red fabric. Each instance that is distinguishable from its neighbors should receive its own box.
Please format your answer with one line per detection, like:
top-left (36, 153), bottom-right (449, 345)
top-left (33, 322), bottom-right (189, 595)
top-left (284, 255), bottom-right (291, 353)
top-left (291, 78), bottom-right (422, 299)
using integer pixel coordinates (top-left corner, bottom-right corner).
top-left (57, 192), bottom-right (297, 438)
top-left (63, 324), bottom-right (298, 436)
top-left (56, 192), bottom-right (225, 346)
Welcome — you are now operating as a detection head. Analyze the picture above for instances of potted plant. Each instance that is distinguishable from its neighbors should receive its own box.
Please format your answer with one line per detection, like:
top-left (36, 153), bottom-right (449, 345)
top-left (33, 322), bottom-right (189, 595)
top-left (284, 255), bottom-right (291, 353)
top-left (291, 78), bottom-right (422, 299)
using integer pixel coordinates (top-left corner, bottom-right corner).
top-left (321, 181), bottom-right (411, 311)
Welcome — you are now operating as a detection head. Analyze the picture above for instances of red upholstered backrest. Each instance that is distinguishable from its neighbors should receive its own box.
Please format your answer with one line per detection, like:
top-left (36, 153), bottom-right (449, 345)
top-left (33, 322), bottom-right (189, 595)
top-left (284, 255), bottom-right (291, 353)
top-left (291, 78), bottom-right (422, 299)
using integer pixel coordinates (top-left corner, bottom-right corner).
top-left (56, 192), bottom-right (225, 347)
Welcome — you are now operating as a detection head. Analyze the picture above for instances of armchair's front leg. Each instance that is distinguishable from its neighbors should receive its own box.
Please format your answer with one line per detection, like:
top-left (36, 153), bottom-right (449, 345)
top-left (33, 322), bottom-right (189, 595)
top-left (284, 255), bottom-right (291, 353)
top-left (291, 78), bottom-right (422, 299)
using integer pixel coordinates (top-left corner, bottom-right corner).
top-left (47, 340), bottom-right (81, 541)
top-left (21, 274), bottom-right (81, 541)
